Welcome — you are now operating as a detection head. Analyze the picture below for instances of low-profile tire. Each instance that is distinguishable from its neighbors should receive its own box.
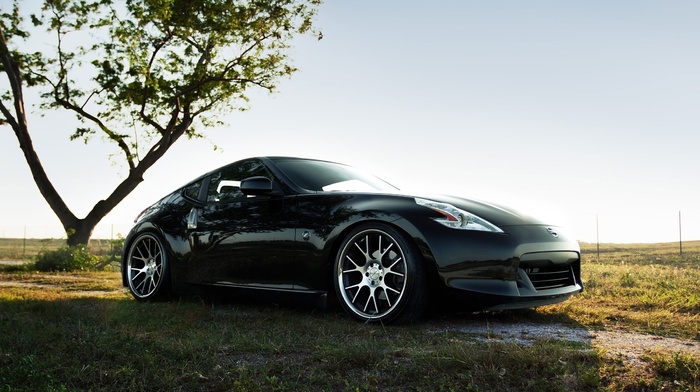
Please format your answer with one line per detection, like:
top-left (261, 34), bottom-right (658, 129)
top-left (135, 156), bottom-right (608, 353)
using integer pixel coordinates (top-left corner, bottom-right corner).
top-left (126, 232), bottom-right (171, 301)
top-left (334, 223), bottom-right (427, 324)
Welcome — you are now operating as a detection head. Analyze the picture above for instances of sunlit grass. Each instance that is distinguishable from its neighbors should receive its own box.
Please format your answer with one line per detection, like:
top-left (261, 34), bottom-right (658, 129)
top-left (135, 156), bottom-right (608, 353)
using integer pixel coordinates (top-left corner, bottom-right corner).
top-left (1, 241), bottom-right (699, 390)
top-left (0, 296), bottom-right (601, 391)
top-left (543, 242), bottom-right (700, 340)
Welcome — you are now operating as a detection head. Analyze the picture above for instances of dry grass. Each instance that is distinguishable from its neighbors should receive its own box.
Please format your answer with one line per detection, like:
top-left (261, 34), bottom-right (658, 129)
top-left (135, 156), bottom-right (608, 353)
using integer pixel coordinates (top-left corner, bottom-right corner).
top-left (1, 240), bottom-right (699, 390)
top-left (557, 241), bottom-right (700, 340)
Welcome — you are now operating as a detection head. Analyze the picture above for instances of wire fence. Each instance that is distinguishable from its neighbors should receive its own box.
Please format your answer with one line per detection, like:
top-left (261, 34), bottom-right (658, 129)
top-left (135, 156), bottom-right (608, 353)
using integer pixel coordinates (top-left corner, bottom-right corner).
top-left (0, 224), bottom-right (129, 261)
top-left (0, 216), bottom-right (696, 245)
top-left (1, 210), bottom-right (697, 258)
top-left (0, 224), bottom-right (130, 242)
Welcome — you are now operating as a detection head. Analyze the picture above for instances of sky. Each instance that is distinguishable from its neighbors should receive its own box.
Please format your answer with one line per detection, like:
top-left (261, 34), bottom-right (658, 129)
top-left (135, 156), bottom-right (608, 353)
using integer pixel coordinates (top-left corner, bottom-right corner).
top-left (1, 0), bottom-right (699, 244)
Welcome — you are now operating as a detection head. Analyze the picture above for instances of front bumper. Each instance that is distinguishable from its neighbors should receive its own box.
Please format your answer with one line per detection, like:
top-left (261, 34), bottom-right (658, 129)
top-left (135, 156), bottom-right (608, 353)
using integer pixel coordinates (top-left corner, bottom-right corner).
top-left (423, 224), bottom-right (583, 310)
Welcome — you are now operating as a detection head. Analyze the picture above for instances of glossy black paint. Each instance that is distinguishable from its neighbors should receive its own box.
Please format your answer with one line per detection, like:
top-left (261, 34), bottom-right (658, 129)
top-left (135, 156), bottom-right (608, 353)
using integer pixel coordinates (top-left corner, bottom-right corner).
top-left (122, 156), bottom-right (582, 311)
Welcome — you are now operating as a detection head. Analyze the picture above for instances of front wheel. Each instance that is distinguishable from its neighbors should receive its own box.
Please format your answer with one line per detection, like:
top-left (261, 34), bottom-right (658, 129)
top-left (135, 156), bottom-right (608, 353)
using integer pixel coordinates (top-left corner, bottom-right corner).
top-left (334, 223), bottom-right (427, 324)
top-left (126, 233), bottom-right (171, 301)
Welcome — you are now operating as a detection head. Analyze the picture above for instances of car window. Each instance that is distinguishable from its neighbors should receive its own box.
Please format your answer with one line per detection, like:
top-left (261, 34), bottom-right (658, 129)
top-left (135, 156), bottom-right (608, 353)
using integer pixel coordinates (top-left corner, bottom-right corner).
top-left (183, 180), bottom-right (204, 201)
top-left (206, 159), bottom-right (271, 202)
top-left (273, 159), bottom-right (398, 192)
top-left (322, 179), bottom-right (379, 192)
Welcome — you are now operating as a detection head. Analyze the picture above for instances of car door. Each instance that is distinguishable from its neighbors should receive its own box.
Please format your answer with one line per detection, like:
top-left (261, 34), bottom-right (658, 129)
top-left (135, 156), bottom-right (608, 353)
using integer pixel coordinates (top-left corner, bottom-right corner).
top-left (187, 159), bottom-right (297, 288)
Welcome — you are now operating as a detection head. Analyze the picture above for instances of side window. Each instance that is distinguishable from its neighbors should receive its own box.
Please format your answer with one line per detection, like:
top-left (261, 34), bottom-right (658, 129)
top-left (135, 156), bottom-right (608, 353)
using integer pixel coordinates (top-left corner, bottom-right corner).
top-left (206, 159), bottom-right (270, 203)
top-left (183, 180), bottom-right (203, 201)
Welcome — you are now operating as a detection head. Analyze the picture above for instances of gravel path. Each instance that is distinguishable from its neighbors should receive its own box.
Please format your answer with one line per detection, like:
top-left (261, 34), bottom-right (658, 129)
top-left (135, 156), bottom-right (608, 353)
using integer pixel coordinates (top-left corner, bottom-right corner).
top-left (432, 321), bottom-right (700, 367)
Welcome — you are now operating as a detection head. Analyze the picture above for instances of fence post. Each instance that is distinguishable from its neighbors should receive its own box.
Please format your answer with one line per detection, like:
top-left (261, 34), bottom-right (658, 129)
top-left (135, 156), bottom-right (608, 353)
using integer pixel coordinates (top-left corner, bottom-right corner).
top-left (679, 210), bottom-right (683, 257)
top-left (596, 214), bottom-right (600, 261)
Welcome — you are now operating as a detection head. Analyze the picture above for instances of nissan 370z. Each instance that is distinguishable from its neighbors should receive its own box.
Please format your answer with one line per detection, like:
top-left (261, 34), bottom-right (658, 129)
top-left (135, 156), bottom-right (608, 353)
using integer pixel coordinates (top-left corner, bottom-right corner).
top-left (121, 157), bottom-right (583, 324)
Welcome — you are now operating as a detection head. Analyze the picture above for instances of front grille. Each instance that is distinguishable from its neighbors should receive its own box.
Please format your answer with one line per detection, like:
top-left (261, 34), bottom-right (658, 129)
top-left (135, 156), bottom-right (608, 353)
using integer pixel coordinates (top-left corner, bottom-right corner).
top-left (524, 265), bottom-right (575, 290)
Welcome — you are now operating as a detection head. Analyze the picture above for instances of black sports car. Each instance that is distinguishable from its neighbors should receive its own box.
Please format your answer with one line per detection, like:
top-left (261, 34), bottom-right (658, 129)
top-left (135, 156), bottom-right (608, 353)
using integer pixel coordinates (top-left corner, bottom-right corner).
top-left (121, 157), bottom-right (582, 324)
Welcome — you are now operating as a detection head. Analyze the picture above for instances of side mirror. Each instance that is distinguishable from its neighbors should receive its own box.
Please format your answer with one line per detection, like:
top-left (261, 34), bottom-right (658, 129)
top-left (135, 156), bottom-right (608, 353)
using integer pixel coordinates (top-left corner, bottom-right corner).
top-left (240, 176), bottom-right (273, 196)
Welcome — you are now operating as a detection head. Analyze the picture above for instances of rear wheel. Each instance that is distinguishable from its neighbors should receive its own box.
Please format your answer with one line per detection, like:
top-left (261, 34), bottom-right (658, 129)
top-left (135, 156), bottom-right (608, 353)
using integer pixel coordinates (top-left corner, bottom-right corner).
top-left (334, 223), bottom-right (427, 324)
top-left (126, 233), bottom-right (171, 301)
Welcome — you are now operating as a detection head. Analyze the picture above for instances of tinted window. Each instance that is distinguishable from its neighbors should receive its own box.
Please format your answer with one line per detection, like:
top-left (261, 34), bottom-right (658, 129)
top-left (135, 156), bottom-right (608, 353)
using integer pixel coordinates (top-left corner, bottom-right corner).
top-left (207, 159), bottom-right (271, 202)
top-left (183, 180), bottom-right (203, 201)
top-left (274, 159), bottom-right (398, 192)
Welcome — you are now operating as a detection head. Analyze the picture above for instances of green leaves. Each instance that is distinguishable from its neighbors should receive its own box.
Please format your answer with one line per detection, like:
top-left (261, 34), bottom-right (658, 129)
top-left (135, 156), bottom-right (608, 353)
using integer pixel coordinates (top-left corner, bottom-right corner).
top-left (69, 126), bottom-right (95, 143)
top-left (1, 0), bottom-right (322, 165)
top-left (0, 0), bottom-right (320, 244)
top-left (0, 0), bottom-right (320, 245)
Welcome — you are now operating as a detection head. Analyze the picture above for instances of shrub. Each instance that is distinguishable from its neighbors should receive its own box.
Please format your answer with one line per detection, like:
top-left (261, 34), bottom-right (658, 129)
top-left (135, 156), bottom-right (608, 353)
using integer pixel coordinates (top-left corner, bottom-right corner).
top-left (111, 234), bottom-right (125, 257)
top-left (34, 245), bottom-right (99, 272)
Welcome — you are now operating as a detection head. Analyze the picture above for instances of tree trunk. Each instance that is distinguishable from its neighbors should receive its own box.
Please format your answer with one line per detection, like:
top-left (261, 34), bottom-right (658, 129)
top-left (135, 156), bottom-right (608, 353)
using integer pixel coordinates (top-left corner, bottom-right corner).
top-left (1, 28), bottom-right (141, 246)
top-left (1, 28), bottom-right (80, 240)
top-left (2, 26), bottom-right (190, 246)
top-left (63, 170), bottom-right (147, 246)
top-left (66, 221), bottom-right (96, 247)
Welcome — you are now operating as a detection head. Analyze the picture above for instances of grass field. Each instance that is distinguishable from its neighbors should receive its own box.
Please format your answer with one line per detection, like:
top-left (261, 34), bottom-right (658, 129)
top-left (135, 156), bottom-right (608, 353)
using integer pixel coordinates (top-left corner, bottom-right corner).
top-left (567, 241), bottom-right (700, 340)
top-left (0, 237), bottom-right (120, 261)
top-left (0, 240), bottom-right (699, 391)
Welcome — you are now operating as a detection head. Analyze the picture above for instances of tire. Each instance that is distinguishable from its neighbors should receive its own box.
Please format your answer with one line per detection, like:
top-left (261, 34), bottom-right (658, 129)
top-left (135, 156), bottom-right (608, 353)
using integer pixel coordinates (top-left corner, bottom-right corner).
top-left (334, 223), bottom-right (427, 324)
top-left (126, 233), bottom-right (171, 301)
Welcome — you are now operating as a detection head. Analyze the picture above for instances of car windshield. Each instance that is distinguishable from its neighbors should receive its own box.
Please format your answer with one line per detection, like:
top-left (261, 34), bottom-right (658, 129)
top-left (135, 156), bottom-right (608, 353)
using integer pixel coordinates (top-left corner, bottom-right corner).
top-left (272, 158), bottom-right (399, 192)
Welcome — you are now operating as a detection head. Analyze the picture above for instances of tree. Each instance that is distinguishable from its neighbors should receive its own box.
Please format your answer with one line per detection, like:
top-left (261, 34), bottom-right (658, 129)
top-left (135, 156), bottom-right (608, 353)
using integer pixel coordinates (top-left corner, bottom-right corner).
top-left (0, 0), bottom-right (321, 246)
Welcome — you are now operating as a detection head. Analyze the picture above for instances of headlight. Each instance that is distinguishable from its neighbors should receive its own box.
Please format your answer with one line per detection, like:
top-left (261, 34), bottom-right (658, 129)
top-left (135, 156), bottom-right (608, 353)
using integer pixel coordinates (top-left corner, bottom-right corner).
top-left (415, 198), bottom-right (504, 233)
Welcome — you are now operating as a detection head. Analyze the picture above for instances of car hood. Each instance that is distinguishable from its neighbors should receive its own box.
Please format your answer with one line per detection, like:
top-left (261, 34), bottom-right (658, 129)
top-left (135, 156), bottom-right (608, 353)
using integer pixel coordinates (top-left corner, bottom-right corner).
top-left (409, 193), bottom-right (548, 227)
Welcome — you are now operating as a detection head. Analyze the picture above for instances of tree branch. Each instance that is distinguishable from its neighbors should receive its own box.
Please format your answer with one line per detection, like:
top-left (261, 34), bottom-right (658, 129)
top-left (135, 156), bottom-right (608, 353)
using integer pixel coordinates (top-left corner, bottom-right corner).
top-left (54, 95), bottom-right (137, 170)
top-left (138, 29), bottom-right (174, 134)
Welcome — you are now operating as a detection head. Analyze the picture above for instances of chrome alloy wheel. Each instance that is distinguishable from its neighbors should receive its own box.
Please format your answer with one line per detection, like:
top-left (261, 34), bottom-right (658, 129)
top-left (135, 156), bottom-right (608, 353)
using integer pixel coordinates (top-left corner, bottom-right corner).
top-left (127, 233), bottom-right (168, 300)
top-left (336, 227), bottom-right (409, 321)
